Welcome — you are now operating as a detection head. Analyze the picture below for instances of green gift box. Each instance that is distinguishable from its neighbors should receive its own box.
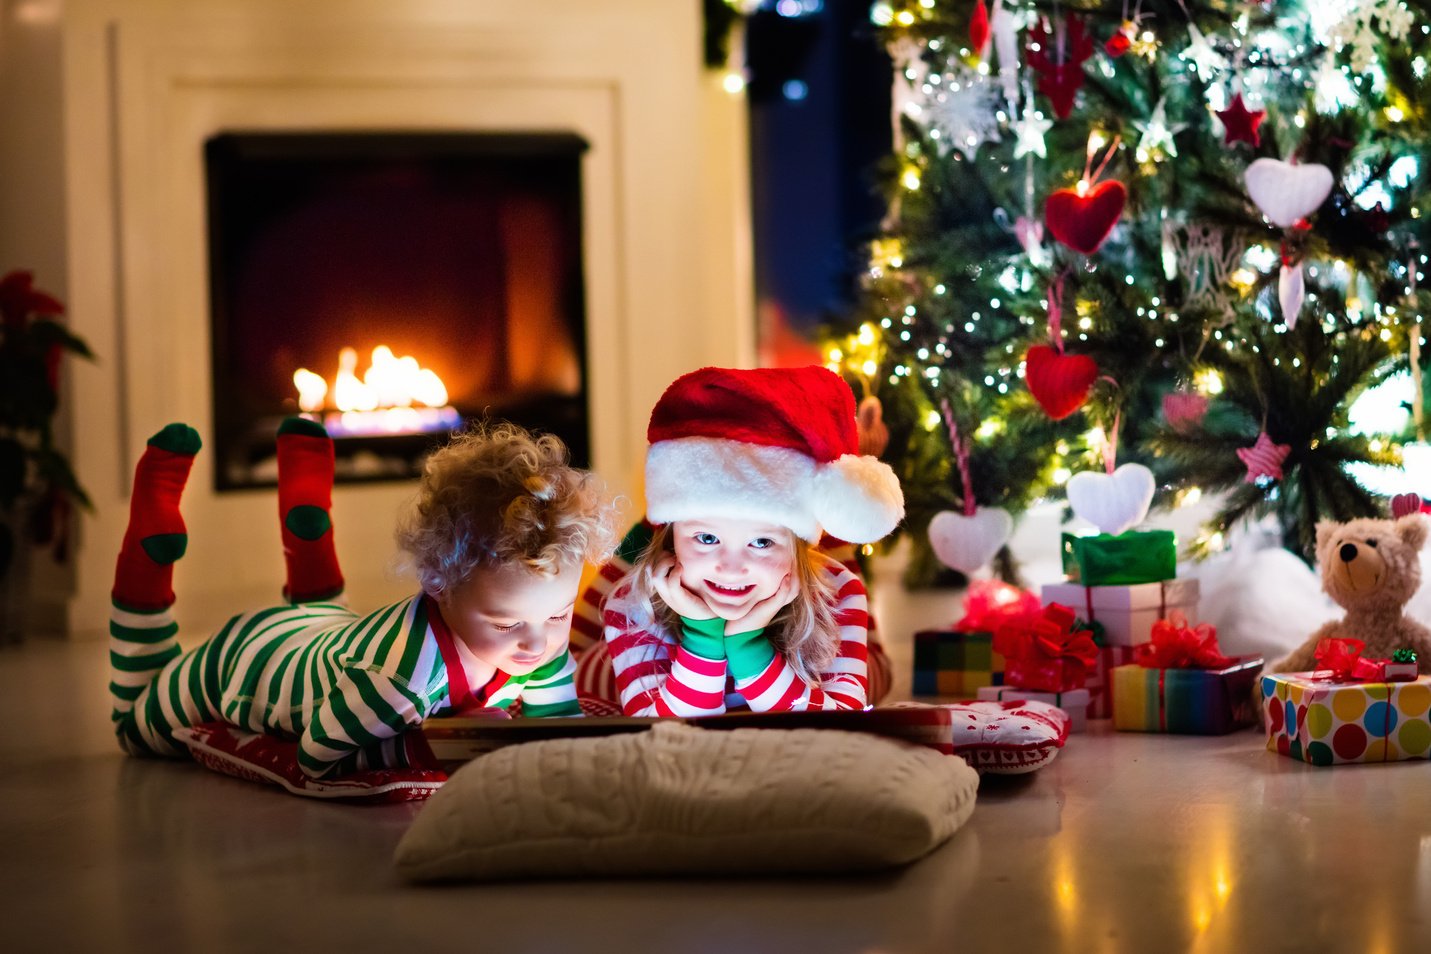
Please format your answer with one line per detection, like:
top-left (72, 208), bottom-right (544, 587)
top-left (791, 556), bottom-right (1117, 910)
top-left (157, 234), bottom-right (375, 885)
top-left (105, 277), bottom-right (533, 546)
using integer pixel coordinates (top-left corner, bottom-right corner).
top-left (1061, 530), bottom-right (1177, 586)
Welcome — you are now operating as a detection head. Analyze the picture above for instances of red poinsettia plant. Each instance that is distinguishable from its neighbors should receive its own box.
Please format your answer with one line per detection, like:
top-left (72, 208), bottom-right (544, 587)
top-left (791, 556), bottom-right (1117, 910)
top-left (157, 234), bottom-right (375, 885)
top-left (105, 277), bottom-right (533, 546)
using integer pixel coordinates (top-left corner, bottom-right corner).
top-left (0, 270), bottom-right (94, 577)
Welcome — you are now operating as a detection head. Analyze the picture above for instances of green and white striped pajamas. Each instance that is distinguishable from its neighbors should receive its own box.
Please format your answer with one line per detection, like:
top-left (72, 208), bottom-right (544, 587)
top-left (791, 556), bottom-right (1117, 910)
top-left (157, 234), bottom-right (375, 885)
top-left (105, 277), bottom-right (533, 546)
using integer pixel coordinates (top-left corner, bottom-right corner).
top-left (109, 594), bottom-right (580, 778)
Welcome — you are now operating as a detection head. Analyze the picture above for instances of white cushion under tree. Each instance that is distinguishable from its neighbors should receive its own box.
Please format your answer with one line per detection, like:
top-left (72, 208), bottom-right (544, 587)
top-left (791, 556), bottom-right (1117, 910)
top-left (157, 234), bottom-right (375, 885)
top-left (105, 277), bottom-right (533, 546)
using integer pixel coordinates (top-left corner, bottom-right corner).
top-left (394, 722), bottom-right (979, 882)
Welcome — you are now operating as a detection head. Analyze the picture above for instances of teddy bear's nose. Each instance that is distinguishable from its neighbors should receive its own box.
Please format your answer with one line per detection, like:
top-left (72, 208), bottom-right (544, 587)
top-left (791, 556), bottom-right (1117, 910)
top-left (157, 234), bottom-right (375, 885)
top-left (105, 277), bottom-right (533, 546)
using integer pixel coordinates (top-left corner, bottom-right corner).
top-left (1339, 542), bottom-right (1359, 563)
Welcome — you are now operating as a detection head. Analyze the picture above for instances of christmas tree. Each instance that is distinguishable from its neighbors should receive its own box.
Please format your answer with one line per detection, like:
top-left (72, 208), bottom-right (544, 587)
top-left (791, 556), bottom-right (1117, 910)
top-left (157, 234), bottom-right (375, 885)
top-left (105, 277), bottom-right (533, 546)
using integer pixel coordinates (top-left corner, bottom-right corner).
top-left (823, 0), bottom-right (1429, 583)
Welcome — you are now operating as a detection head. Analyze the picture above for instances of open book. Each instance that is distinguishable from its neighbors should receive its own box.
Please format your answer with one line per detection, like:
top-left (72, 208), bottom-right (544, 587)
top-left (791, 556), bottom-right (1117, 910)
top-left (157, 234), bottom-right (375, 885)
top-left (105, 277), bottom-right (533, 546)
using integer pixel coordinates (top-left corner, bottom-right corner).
top-left (419, 706), bottom-right (958, 767)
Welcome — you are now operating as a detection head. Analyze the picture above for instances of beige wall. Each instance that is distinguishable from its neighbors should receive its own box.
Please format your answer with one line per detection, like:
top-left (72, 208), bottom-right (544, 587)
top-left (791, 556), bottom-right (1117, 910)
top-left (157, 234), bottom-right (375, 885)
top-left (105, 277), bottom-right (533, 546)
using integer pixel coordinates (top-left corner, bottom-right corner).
top-left (1, 0), bottom-right (71, 635)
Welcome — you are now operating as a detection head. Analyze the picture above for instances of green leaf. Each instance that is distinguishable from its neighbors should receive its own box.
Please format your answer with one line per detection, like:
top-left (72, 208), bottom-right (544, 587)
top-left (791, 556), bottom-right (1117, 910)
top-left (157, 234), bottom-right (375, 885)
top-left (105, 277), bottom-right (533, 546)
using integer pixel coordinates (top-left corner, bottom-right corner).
top-left (24, 320), bottom-right (95, 360)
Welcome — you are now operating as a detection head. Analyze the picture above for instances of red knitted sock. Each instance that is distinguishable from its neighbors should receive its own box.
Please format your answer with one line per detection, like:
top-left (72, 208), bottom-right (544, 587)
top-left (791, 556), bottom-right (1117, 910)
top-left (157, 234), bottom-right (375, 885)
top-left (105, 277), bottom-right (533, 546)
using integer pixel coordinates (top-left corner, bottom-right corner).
top-left (277, 417), bottom-right (344, 603)
top-left (111, 424), bottom-right (201, 612)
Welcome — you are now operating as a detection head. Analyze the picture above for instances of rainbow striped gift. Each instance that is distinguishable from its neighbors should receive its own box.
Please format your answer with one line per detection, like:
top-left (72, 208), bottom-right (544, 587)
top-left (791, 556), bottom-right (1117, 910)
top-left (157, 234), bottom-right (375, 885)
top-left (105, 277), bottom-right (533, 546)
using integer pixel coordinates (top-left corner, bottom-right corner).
top-left (1113, 656), bottom-right (1263, 734)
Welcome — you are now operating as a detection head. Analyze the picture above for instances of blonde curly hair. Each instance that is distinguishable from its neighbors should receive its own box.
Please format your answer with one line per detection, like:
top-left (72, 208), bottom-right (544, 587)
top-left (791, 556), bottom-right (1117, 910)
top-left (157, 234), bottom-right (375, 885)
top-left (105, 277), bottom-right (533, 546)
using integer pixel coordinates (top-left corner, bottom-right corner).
top-left (396, 422), bottom-right (619, 595)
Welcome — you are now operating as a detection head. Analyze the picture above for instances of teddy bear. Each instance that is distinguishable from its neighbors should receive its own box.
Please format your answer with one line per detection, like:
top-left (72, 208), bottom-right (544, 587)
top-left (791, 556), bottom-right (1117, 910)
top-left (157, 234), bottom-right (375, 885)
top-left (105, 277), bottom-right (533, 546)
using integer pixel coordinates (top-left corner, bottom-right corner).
top-left (1266, 514), bottom-right (1431, 675)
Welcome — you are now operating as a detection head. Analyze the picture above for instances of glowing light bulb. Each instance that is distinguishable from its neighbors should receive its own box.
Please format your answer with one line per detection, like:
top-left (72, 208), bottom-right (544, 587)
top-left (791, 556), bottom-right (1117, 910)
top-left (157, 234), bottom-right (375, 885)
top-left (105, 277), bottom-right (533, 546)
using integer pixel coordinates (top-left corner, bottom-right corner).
top-left (1195, 368), bottom-right (1224, 395)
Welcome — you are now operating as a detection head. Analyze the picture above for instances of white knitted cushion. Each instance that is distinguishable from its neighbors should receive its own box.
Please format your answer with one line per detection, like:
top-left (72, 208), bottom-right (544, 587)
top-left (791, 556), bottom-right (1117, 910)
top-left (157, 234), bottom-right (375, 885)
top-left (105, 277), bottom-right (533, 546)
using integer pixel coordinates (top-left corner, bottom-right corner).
top-left (394, 722), bottom-right (979, 882)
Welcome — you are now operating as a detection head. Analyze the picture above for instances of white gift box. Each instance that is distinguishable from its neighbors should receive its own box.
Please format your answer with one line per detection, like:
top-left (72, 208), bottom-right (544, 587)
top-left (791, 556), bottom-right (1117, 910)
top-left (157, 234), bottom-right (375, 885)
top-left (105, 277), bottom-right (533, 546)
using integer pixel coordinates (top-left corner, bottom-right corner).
top-left (1040, 578), bottom-right (1200, 647)
top-left (975, 686), bottom-right (1090, 732)
top-left (1384, 661), bottom-right (1419, 682)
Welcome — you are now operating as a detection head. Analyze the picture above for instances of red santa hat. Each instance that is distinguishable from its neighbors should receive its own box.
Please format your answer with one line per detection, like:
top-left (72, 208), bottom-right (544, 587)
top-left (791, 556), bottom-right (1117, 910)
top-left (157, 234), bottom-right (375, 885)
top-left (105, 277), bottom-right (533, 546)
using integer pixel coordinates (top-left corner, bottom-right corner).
top-left (644, 366), bottom-right (905, 543)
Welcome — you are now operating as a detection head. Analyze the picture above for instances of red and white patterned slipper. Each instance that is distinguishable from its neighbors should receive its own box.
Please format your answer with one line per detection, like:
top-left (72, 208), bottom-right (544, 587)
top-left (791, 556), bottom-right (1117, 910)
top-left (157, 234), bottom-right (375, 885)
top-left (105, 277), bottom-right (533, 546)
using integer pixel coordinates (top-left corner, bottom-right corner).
top-left (174, 723), bottom-right (447, 804)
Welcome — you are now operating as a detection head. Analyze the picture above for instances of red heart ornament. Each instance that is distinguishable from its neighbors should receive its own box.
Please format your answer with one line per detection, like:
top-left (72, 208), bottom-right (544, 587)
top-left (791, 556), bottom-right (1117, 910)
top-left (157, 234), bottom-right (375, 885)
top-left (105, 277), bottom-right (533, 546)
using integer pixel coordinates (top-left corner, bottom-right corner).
top-left (969, 0), bottom-right (991, 55)
top-left (1045, 180), bottom-right (1127, 255)
top-left (1025, 344), bottom-right (1098, 420)
top-left (1391, 492), bottom-right (1424, 519)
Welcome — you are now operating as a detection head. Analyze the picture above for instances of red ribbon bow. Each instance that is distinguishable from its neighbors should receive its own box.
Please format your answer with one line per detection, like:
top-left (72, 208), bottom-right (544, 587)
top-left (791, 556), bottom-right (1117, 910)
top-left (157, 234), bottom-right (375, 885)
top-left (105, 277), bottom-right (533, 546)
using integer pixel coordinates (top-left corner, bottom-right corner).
top-left (1312, 637), bottom-right (1391, 683)
top-left (955, 579), bottom-right (1043, 634)
top-left (993, 603), bottom-right (1099, 692)
top-left (1136, 612), bottom-right (1233, 670)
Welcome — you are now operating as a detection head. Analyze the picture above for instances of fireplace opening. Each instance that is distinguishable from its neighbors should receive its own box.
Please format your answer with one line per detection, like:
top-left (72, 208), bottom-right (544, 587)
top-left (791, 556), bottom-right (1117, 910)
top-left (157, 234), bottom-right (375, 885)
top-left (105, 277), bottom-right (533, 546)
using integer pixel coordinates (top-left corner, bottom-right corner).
top-left (204, 131), bottom-right (589, 490)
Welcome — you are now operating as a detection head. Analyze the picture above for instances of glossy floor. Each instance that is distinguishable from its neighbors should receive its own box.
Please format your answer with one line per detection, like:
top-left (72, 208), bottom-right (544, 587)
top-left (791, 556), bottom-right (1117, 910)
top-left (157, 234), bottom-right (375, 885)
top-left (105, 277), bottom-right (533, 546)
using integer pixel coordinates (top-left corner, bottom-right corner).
top-left (2, 579), bottom-right (1429, 953)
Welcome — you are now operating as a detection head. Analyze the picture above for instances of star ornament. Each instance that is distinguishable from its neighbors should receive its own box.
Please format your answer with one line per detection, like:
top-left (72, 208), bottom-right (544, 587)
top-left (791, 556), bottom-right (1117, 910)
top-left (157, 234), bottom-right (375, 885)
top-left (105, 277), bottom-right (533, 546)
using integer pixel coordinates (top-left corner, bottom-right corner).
top-left (925, 71), bottom-right (1003, 160)
top-left (1134, 98), bottom-right (1187, 162)
top-left (1237, 431), bottom-right (1292, 484)
top-left (1013, 109), bottom-right (1054, 159)
top-left (1216, 93), bottom-right (1266, 147)
top-left (1179, 23), bottom-right (1227, 80)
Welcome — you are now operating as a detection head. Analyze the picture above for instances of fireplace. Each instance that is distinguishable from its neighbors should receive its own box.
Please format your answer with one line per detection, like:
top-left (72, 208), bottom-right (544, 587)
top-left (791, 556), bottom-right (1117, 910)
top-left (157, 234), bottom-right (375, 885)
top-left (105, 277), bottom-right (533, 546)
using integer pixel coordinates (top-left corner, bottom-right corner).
top-left (25, 0), bottom-right (752, 637)
top-left (204, 131), bottom-right (590, 490)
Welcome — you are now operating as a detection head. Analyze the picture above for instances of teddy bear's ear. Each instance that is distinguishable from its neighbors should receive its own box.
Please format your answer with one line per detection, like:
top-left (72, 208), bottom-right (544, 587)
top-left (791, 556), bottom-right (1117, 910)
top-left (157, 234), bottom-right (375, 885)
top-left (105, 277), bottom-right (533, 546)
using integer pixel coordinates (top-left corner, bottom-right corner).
top-left (1315, 520), bottom-right (1338, 557)
top-left (1396, 514), bottom-right (1428, 551)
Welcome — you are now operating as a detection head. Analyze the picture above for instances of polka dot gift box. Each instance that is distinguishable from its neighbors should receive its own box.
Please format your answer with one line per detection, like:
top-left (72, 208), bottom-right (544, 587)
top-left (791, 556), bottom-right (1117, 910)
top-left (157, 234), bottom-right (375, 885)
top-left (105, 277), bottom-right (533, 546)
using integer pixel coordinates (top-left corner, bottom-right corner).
top-left (1261, 673), bottom-right (1431, 766)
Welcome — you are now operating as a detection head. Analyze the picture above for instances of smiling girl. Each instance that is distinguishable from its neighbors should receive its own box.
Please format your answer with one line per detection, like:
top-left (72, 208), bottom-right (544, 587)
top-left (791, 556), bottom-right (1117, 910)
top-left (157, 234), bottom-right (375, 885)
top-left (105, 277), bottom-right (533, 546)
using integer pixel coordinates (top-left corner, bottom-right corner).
top-left (603, 366), bottom-right (905, 716)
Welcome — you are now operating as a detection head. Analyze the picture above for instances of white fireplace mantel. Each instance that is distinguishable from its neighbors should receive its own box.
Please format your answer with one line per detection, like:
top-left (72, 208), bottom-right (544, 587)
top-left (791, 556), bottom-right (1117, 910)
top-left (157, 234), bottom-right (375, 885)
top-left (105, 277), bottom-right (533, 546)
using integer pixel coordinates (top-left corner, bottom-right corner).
top-left (1, 0), bottom-right (753, 637)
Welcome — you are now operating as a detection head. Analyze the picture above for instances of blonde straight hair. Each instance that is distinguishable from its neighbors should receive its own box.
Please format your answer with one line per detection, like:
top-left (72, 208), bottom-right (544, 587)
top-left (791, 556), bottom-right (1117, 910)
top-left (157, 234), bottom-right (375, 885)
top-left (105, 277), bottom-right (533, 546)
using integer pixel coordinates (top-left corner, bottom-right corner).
top-left (622, 524), bottom-right (841, 684)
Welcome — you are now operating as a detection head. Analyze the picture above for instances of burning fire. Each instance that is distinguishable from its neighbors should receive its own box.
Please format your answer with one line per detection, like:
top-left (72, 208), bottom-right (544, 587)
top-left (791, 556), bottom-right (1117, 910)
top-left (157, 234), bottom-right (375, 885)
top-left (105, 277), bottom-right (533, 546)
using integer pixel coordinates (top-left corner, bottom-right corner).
top-left (293, 346), bottom-right (460, 437)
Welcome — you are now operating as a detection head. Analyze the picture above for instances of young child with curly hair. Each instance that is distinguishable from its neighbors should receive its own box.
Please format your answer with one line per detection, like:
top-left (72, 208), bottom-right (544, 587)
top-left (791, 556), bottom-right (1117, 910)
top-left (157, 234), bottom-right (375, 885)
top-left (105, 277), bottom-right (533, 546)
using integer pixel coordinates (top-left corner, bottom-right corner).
top-left (107, 417), bottom-right (618, 780)
top-left (599, 366), bottom-right (905, 716)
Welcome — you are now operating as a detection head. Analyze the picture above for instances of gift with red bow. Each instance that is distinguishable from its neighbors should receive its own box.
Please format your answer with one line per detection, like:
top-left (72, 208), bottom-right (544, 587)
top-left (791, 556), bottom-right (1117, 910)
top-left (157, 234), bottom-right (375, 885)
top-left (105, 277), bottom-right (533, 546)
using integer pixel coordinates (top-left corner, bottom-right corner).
top-left (1311, 638), bottom-right (1420, 683)
top-left (993, 603), bottom-right (1100, 693)
top-left (1040, 577), bottom-right (1200, 647)
top-left (1134, 613), bottom-right (1235, 670)
top-left (954, 579), bottom-right (1043, 634)
top-left (1112, 614), bottom-right (1263, 734)
top-left (1262, 659), bottom-right (1431, 766)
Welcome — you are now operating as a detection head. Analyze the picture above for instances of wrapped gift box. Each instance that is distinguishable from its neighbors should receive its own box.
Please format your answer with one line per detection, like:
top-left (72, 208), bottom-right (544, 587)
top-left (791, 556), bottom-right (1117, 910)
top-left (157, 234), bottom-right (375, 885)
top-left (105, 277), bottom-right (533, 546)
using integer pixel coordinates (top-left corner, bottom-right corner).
top-left (912, 630), bottom-right (1005, 696)
top-left (1061, 530), bottom-right (1177, 586)
top-left (976, 686), bottom-right (1090, 731)
top-left (1384, 661), bottom-right (1419, 681)
top-left (1262, 672), bottom-right (1431, 765)
top-left (1041, 579), bottom-right (1200, 647)
top-left (1086, 644), bottom-right (1138, 719)
top-left (1112, 656), bottom-right (1263, 734)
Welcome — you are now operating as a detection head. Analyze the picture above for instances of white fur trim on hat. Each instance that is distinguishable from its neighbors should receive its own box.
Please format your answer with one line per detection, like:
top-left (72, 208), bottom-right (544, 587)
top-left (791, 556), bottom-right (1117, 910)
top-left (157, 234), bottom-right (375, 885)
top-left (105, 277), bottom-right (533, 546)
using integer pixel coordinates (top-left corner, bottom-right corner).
top-left (811, 454), bottom-right (905, 544)
top-left (646, 438), bottom-right (819, 540)
top-left (646, 438), bottom-right (904, 543)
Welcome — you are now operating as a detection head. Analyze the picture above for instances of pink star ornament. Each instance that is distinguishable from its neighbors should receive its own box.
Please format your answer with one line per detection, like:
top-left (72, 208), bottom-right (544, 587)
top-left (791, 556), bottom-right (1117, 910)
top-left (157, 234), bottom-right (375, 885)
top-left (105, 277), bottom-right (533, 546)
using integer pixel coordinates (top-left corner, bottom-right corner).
top-left (1237, 431), bottom-right (1291, 483)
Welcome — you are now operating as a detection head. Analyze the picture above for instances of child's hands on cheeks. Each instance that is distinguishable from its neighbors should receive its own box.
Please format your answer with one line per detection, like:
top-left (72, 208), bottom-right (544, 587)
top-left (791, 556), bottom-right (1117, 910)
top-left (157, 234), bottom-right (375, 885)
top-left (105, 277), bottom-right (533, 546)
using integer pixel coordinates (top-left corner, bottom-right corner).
top-left (653, 554), bottom-right (797, 633)
top-left (652, 555), bottom-right (718, 620)
top-left (722, 573), bottom-right (798, 636)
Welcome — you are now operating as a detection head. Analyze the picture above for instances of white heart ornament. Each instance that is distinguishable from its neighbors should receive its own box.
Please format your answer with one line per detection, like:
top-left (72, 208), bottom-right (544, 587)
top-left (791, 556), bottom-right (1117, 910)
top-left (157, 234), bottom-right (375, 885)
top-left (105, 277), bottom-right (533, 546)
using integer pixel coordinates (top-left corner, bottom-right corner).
top-left (1065, 463), bottom-right (1155, 536)
top-left (929, 507), bottom-right (1014, 574)
top-left (1244, 158), bottom-right (1334, 229)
